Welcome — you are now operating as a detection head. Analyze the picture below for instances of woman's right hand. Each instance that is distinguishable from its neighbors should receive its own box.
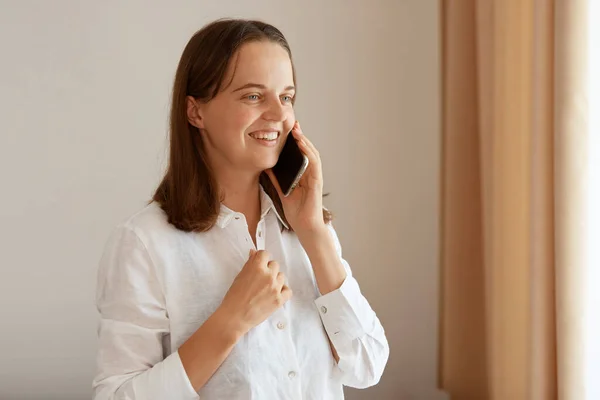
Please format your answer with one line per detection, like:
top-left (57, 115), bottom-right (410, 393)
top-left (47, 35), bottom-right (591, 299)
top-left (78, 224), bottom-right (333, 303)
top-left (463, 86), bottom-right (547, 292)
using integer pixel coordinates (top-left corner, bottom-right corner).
top-left (219, 249), bottom-right (293, 336)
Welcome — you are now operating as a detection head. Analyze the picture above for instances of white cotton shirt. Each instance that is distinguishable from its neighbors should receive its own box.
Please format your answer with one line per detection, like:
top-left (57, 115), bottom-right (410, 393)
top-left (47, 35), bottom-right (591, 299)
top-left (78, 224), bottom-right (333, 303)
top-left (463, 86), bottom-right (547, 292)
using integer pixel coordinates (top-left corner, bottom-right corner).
top-left (92, 186), bottom-right (389, 400)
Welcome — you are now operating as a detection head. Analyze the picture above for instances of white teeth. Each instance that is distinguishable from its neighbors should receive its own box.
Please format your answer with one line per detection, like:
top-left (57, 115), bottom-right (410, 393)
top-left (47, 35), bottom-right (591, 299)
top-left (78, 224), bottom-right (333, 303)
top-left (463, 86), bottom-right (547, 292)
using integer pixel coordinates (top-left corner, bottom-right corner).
top-left (250, 132), bottom-right (278, 140)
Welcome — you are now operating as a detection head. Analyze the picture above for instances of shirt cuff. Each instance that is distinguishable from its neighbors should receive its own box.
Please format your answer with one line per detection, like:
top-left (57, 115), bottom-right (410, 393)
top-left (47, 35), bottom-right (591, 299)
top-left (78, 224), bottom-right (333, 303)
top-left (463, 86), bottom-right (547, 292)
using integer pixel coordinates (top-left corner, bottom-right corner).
top-left (163, 350), bottom-right (199, 399)
top-left (313, 275), bottom-right (373, 348)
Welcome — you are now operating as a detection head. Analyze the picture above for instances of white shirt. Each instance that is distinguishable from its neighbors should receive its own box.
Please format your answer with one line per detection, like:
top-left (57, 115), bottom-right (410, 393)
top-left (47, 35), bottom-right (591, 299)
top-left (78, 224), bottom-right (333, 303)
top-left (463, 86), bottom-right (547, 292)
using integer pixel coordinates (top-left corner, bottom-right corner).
top-left (93, 186), bottom-right (389, 400)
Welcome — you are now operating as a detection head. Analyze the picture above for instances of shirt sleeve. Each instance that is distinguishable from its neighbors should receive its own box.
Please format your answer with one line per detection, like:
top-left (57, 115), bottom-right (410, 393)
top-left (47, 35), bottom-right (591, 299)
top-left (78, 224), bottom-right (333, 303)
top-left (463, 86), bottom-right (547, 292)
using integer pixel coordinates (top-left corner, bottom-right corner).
top-left (313, 223), bottom-right (390, 389)
top-left (92, 224), bottom-right (199, 400)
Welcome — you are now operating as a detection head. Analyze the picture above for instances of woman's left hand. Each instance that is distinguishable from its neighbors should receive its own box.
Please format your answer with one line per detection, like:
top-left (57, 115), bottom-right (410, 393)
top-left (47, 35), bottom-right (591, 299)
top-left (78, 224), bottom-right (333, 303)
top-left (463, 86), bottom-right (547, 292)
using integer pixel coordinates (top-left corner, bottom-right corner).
top-left (265, 121), bottom-right (327, 236)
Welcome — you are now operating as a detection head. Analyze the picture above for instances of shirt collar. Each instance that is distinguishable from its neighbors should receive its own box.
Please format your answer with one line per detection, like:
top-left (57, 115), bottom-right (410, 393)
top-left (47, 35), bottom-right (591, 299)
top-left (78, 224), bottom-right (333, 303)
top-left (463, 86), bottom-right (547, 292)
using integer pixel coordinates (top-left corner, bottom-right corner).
top-left (215, 185), bottom-right (289, 230)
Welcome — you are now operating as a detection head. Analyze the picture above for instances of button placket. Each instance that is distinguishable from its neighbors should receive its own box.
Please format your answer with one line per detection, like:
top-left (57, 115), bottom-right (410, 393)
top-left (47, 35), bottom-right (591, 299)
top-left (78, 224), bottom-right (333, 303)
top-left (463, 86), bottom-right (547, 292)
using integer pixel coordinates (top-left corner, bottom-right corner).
top-left (256, 220), bottom-right (265, 250)
top-left (233, 213), bottom-right (256, 252)
top-left (272, 309), bottom-right (297, 381)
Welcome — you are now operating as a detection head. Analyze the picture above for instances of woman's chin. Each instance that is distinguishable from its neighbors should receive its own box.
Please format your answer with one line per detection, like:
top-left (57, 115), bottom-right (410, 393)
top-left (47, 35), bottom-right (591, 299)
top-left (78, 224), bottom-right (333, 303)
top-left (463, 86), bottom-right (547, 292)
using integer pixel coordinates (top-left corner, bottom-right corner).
top-left (255, 159), bottom-right (279, 173)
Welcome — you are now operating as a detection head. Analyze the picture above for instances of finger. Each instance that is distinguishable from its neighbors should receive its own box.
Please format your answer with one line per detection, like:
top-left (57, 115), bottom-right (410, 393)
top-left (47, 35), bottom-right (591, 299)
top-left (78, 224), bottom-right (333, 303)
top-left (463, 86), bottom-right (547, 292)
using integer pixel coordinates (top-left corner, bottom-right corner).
top-left (295, 130), bottom-right (319, 159)
top-left (291, 124), bottom-right (303, 138)
top-left (290, 123), bottom-right (318, 162)
top-left (280, 284), bottom-right (293, 301)
top-left (254, 250), bottom-right (271, 266)
top-left (295, 139), bottom-right (322, 178)
top-left (299, 138), bottom-right (322, 176)
top-left (293, 120), bottom-right (302, 134)
top-left (264, 168), bottom-right (284, 198)
top-left (267, 260), bottom-right (280, 275)
top-left (249, 248), bottom-right (257, 258)
top-left (290, 127), bottom-right (318, 161)
top-left (275, 271), bottom-right (285, 287)
top-left (294, 137), bottom-right (313, 159)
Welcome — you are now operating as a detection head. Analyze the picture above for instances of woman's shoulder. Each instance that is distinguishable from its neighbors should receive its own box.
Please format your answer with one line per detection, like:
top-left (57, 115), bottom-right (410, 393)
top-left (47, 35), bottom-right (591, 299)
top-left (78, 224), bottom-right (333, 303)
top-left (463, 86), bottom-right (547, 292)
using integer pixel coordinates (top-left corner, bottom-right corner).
top-left (113, 201), bottom-right (182, 245)
top-left (119, 201), bottom-right (166, 228)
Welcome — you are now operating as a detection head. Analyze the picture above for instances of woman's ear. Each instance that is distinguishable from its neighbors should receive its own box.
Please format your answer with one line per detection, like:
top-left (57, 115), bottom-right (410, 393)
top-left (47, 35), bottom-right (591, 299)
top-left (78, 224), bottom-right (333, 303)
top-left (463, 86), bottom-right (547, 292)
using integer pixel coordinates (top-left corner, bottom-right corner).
top-left (186, 96), bottom-right (205, 130)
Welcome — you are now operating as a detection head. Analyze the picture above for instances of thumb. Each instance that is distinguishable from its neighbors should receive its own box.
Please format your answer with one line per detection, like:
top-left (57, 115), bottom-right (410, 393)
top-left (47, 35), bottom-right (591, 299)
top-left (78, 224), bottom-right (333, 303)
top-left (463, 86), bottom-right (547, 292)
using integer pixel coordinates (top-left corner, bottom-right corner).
top-left (249, 248), bottom-right (257, 258)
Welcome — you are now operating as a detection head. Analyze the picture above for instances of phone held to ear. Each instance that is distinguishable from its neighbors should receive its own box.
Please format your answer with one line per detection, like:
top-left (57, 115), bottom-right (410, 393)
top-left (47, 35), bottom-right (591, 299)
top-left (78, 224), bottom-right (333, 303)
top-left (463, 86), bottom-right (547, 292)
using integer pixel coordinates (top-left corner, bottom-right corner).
top-left (272, 130), bottom-right (309, 197)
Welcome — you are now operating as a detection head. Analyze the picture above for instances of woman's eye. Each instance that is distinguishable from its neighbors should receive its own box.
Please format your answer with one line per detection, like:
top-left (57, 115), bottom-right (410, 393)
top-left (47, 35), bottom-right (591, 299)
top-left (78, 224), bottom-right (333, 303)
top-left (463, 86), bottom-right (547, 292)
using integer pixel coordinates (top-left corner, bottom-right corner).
top-left (247, 94), bottom-right (260, 101)
top-left (282, 95), bottom-right (294, 103)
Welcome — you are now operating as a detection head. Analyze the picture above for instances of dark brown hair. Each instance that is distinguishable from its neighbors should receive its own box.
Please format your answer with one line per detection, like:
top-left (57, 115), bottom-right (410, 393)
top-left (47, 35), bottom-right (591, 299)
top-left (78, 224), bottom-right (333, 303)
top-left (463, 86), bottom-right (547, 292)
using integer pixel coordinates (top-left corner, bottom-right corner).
top-left (151, 18), bottom-right (332, 232)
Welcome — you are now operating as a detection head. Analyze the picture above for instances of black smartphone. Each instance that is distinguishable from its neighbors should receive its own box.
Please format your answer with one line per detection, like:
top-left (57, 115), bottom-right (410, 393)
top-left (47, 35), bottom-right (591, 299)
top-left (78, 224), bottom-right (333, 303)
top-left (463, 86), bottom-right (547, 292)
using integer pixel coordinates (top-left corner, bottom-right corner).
top-left (272, 131), bottom-right (309, 197)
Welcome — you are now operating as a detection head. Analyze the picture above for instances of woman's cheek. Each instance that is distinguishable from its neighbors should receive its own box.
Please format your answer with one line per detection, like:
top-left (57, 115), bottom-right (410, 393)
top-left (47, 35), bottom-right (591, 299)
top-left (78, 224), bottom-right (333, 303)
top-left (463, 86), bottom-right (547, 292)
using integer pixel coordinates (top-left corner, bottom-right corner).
top-left (235, 107), bottom-right (260, 131)
top-left (284, 110), bottom-right (296, 132)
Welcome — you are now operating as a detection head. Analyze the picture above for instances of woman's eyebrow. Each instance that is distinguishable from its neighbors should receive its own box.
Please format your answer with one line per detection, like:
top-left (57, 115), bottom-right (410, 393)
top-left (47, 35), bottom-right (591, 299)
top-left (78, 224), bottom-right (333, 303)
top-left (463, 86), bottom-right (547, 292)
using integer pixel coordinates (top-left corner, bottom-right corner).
top-left (232, 83), bottom-right (295, 92)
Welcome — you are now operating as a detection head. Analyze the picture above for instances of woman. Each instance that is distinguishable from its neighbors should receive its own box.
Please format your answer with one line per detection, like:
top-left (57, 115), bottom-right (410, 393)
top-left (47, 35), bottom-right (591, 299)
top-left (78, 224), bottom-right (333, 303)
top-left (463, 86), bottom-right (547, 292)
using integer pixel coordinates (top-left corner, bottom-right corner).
top-left (93, 18), bottom-right (389, 400)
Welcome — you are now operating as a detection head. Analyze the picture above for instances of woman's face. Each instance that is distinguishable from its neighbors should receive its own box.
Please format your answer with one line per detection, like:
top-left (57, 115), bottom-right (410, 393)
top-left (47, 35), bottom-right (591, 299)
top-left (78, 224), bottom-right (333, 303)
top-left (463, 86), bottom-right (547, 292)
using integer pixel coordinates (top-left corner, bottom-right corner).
top-left (190, 40), bottom-right (296, 176)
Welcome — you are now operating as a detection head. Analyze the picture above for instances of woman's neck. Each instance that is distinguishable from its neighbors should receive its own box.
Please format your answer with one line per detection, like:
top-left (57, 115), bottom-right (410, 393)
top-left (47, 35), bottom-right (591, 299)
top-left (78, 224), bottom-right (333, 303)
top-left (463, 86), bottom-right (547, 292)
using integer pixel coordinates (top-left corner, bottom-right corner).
top-left (217, 169), bottom-right (263, 237)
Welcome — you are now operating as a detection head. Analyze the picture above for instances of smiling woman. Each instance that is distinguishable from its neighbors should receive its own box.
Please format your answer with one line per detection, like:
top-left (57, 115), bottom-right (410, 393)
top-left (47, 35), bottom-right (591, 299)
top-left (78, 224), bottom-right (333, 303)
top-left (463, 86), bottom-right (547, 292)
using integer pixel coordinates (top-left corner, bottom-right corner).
top-left (187, 42), bottom-right (295, 169)
top-left (92, 18), bottom-right (389, 400)
top-left (151, 19), bottom-right (331, 233)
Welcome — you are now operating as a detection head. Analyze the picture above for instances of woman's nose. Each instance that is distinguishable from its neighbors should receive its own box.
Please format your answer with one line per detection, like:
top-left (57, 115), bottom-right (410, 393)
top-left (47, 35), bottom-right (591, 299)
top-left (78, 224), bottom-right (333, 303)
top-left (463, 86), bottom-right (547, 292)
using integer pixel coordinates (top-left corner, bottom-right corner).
top-left (262, 98), bottom-right (286, 122)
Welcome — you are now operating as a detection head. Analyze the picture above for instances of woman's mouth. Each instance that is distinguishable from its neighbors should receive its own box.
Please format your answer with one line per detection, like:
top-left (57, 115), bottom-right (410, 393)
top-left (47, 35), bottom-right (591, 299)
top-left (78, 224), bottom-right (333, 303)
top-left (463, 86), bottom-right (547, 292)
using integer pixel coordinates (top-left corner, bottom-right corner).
top-left (249, 130), bottom-right (280, 147)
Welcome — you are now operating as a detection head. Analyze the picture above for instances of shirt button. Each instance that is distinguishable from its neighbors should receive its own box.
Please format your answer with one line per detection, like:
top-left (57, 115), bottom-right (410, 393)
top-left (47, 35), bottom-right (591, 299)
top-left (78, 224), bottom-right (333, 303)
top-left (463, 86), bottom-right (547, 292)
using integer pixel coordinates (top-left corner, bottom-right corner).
top-left (320, 306), bottom-right (328, 314)
top-left (277, 321), bottom-right (285, 330)
top-left (258, 230), bottom-right (262, 238)
top-left (288, 371), bottom-right (296, 379)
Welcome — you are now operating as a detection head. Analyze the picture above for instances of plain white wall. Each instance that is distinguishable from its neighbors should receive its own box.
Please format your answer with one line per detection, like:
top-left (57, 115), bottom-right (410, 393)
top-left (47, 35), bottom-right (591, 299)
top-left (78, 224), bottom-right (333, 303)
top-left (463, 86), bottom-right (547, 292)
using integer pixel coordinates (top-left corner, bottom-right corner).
top-left (0, 1), bottom-right (443, 399)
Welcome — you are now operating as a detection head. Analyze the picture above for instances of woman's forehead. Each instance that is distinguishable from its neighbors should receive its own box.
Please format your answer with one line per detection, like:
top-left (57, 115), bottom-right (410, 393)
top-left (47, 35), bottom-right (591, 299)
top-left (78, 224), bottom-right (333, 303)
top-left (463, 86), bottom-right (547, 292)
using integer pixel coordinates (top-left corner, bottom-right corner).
top-left (225, 41), bottom-right (294, 88)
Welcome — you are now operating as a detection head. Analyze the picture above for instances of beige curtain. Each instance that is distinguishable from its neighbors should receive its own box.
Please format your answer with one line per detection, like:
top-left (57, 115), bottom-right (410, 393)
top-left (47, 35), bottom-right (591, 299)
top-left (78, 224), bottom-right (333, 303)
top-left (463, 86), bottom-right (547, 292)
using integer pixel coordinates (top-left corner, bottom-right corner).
top-left (440, 0), bottom-right (590, 399)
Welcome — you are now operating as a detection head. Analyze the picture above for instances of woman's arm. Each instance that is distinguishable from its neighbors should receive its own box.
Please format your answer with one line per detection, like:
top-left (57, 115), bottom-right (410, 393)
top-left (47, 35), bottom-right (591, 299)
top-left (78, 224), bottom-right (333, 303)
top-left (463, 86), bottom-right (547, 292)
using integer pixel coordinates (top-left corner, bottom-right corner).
top-left (299, 223), bottom-right (390, 389)
top-left (266, 122), bottom-right (389, 388)
top-left (177, 306), bottom-right (243, 391)
top-left (93, 224), bottom-right (242, 400)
